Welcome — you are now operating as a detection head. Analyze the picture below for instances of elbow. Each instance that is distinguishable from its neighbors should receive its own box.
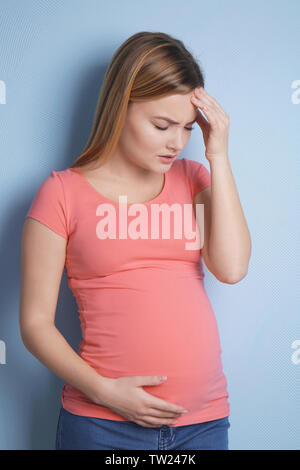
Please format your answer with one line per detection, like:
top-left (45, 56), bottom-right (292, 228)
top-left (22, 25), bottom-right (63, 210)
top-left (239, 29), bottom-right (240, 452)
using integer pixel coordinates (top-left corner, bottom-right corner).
top-left (19, 318), bottom-right (54, 349)
top-left (216, 269), bottom-right (248, 284)
top-left (204, 252), bottom-right (250, 284)
top-left (20, 326), bottom-right (33, 350)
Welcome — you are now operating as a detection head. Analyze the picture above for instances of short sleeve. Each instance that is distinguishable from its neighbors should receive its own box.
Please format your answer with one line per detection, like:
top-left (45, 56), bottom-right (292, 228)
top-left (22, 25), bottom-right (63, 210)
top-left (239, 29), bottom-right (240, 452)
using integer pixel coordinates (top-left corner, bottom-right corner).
top-left (185, 158), bottom-right (211, 198)
top-left (26, 170), bottom-right (69, 239)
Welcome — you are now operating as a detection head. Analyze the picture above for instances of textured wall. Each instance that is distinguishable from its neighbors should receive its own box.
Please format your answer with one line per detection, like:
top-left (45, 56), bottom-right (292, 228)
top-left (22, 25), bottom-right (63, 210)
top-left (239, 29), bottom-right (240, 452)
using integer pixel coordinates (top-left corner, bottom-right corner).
top-left (0, 0), bottom-right (299, 450)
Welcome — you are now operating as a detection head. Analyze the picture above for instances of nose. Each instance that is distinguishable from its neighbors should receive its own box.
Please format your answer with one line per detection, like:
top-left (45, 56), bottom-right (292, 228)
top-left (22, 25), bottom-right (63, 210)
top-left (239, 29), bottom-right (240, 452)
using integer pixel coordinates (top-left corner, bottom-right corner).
top-left (167, 130), bottom-right (185, 153)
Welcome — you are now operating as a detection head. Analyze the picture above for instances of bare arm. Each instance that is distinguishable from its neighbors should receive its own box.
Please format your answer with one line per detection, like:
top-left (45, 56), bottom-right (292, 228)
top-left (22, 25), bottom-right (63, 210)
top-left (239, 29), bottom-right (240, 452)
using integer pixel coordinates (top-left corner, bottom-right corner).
top-left (194, 157), bottom-right (251, 283)
top-left (19, 218), bottom-right (112, 407)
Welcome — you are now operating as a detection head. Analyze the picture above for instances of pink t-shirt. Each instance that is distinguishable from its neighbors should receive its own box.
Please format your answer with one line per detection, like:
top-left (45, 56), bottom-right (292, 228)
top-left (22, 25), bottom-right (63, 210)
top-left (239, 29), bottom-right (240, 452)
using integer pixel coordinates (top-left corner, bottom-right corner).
top-left (25, 157), bottom-right (230, 426)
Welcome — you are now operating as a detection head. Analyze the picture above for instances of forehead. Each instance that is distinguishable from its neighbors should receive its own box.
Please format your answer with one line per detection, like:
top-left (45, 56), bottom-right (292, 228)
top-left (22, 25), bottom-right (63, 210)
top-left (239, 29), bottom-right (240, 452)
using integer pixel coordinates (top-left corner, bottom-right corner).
top-left (131, 92), bottom-right (197, 122)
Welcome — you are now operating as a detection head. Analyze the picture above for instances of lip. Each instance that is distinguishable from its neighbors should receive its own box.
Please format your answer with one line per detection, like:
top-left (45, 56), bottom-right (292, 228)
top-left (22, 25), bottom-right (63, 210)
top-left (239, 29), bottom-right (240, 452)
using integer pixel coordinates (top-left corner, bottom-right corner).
top-left (158, 155), bottom-right (177, 163)
top-left (159, 154), bottom-right (177, 158)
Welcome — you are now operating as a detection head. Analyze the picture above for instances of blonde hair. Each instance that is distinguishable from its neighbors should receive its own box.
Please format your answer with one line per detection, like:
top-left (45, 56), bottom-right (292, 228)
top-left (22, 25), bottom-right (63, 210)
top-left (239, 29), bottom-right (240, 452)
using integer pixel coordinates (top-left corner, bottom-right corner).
top-left (70, 31), bottom-right (205, 169)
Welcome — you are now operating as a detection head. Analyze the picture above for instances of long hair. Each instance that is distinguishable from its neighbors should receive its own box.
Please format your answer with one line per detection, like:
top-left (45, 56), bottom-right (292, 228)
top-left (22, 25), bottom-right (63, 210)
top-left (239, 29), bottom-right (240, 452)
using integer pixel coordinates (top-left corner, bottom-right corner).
top-left (70, 31), bottom-right (205, 169)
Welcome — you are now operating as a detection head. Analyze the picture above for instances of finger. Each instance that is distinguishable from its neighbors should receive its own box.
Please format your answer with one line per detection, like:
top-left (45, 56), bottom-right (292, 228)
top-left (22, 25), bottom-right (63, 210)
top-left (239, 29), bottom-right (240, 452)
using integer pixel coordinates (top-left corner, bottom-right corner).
top-left (141, 415), bottom-right (180, 427)
top-left (191, 96), bottom-right (209, 115)
top-left (193, 93), bottom-right (216, 113)
top-left (191, 98), bottom-right (211, 124)
top-left (148, 399), bottom-right (187, 415)
top-left (195, 88), bottom-right (227, 116)
top-left (192, 96), bottom-right (223, 125)
top-left (136, 418), bottom-right (176, 428)
top-left (147, 408), bottom-right (183, 418)
top-left (191, 93), bottom-right (213, 112)
top-left (195, 107), bottom-right (210, 126)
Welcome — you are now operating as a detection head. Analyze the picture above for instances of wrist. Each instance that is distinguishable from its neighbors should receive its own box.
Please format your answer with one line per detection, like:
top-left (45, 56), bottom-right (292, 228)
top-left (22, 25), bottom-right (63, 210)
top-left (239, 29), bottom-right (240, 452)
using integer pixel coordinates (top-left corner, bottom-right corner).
top-left (207, 154), bottom-right (230, 166)
top-left (91, 376), bottom-right (115, 406)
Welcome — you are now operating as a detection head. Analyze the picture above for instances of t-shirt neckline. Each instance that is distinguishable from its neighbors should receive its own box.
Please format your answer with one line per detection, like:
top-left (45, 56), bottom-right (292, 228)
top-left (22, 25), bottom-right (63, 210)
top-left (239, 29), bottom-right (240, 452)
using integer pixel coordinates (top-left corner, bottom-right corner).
top-left (68, 164), bottom-right (171, 206)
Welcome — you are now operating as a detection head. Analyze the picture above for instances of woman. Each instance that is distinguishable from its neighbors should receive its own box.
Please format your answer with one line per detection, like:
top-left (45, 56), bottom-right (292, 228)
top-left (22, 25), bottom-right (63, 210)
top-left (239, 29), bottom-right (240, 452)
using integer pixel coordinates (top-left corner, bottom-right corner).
top-left (19, 31), bottom-right (251, 450)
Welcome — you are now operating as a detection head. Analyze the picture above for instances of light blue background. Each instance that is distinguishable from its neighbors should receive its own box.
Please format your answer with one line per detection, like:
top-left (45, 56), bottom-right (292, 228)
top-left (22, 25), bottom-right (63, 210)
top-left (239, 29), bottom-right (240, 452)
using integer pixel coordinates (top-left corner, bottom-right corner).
top-left (0, 0), bottom-right (299, 450)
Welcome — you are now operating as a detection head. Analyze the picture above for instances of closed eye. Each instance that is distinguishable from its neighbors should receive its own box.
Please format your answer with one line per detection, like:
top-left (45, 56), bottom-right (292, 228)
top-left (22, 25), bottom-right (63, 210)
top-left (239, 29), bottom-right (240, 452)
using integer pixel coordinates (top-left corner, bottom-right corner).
top-left (154, 125), bottom-right (194, 132)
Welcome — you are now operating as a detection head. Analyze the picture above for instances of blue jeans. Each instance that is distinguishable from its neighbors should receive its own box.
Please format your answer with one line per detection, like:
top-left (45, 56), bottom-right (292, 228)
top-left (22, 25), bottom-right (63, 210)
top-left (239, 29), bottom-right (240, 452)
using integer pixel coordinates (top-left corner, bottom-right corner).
top-left (55, 407), bottom-right (230, 450)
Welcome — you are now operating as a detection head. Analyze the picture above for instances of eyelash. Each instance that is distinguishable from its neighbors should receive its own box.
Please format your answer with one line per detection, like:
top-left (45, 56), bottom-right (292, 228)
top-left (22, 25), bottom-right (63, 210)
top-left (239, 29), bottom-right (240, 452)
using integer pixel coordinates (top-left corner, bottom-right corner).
top-left (154, 125), bottom-right (194, 132)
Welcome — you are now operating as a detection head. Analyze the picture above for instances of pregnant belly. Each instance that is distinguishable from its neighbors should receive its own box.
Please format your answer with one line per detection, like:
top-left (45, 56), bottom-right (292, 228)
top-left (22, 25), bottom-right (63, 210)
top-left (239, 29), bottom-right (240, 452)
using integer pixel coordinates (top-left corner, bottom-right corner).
top-left (72, 269), bottom-right (228, 414)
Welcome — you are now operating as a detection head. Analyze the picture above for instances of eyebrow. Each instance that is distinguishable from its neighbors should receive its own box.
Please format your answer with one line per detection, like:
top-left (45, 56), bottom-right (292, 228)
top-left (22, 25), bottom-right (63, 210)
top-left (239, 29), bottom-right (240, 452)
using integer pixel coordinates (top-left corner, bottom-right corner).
top-left (152, 115), bottom-right (198, 125)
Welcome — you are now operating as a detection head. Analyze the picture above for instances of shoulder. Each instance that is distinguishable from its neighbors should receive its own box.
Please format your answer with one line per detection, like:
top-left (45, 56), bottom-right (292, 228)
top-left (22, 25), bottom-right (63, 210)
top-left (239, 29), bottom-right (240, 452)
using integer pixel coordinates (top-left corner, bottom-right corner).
top-left (28, 167), bottom-right (77, 215)
top-left (174, 157), bottom-right (207, 176)
top-left (171, 157), bottom-right (194, 178)
top-left (174, 158), bottom-right (211, 198)
top-left (47, 167), bottom-right (80, 192)
top-left (180, 157), bottom-right (205, 173)
top-left (26, 169), bottom-right (71, 239)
